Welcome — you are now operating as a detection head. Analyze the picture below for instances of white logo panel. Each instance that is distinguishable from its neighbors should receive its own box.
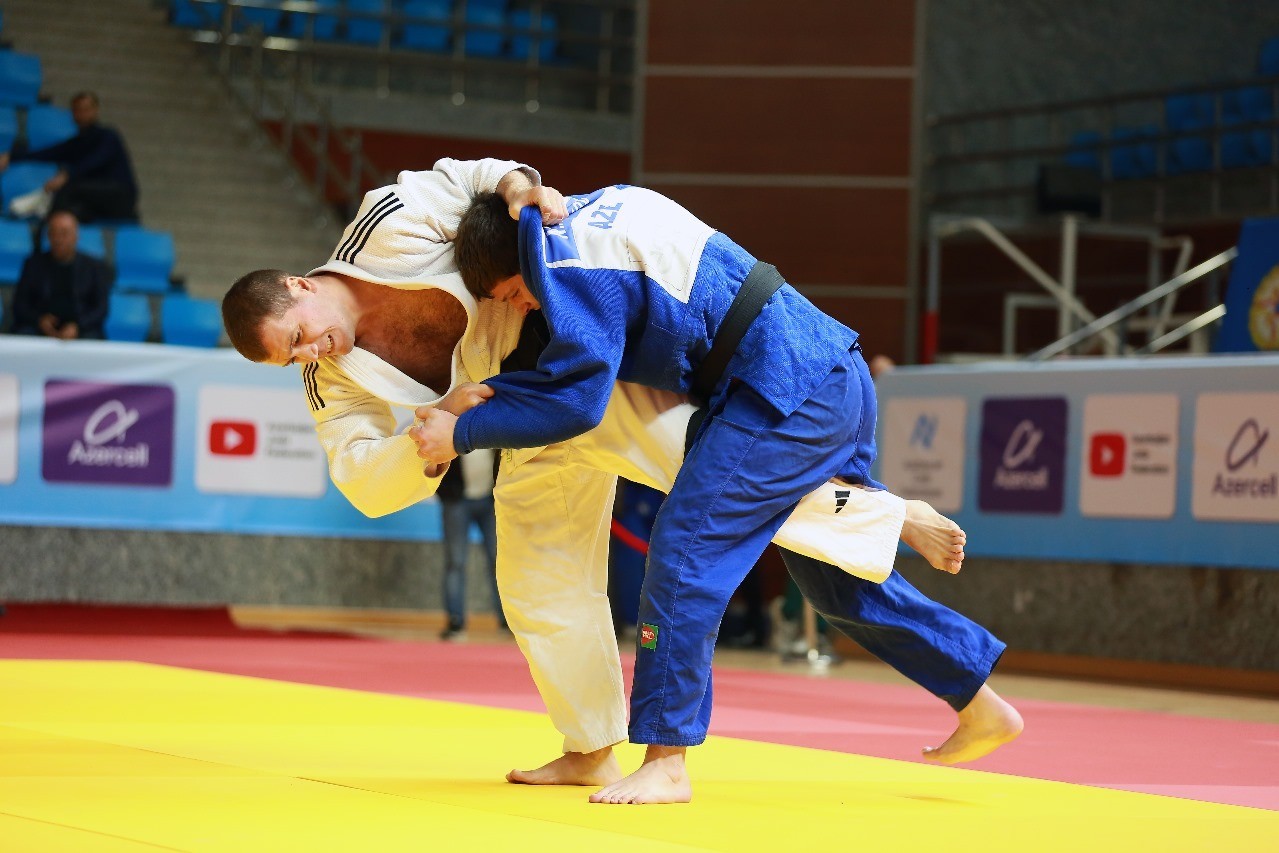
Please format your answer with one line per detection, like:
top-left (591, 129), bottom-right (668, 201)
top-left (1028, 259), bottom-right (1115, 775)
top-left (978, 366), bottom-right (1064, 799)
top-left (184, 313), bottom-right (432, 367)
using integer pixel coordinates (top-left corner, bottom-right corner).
top-left (196, 385), bottom-right (327, 498)
top-left (1079, 393), bottom-right (1179, 518)
top-left (0, 374), bottom-right (17, 484)
top-left (878, 397), bottom-right (967, 513)
top-left (1192, 392), bottom-right (1279, 522)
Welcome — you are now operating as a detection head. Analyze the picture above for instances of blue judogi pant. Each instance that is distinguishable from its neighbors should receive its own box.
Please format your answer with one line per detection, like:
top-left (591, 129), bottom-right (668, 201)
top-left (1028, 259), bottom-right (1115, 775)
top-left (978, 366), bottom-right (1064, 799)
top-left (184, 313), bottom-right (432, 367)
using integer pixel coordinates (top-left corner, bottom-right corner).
top-left (779, 551), bottom-right (1005, 712)
top-left (629, 347), bottom-right (1004, 746)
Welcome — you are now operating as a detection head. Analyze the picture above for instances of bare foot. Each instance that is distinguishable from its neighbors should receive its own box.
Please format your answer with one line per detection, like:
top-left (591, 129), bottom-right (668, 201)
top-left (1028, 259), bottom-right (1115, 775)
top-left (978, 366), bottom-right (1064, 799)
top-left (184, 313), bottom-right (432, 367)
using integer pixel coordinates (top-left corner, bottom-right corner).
top-left (901, 499), bottom-right (966, 573)
top-left (589, 745), bottom-right (691, 804)
top-left (922, 684), bottom-right (1024, 764)
top-left (507, 747), bottom-right (623, 786)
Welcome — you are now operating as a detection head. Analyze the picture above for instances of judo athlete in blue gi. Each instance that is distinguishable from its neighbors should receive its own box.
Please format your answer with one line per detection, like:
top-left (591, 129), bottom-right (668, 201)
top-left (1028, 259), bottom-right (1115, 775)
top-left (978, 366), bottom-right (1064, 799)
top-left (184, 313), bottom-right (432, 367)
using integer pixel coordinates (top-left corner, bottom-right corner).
top-left (414, 186), bottom-right (1023, 804)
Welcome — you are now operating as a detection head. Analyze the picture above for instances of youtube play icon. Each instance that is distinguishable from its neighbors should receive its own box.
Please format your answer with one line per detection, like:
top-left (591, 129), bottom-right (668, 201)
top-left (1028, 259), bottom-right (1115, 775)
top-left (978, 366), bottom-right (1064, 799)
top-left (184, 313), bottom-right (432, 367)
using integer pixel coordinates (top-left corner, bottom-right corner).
top-left (209, 420), bottom-right (257, 456)
top-left (1089, 432), bottom-right (1125, 477)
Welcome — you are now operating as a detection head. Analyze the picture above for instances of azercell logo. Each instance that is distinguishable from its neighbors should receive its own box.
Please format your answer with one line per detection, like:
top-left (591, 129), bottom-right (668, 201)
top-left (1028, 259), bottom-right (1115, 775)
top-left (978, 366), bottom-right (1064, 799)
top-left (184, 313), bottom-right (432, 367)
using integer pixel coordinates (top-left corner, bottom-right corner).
top-left (1225, 418), bottom-right (1268, 471)
top-left (1212, 417), bottom-right (1276, 499)
top-left (995, 419), bottom-right (1047, 489)
top-left (979, 397), bottom-right (1067, 514)
top-left (43, 381), bottom-right (174, 486)
top-left (69, 400), bottom-right (145, 467)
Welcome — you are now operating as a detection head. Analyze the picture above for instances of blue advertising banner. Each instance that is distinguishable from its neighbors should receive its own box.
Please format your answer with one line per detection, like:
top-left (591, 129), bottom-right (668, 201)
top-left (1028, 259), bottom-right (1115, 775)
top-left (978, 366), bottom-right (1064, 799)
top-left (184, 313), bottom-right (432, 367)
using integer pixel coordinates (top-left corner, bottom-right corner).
top-left (875, 354), bottom-right (1279, 570)
top-left (0, 337), bottom-right (440, 541)
top-left (1217, 217), bottom-right (1279, 353)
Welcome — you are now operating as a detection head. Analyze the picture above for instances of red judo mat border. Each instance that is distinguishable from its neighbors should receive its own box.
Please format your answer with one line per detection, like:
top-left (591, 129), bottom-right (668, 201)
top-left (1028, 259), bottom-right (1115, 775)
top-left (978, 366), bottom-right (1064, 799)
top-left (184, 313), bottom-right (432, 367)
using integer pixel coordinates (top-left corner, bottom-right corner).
top-left (2, 603), bottom-right (1277, 811)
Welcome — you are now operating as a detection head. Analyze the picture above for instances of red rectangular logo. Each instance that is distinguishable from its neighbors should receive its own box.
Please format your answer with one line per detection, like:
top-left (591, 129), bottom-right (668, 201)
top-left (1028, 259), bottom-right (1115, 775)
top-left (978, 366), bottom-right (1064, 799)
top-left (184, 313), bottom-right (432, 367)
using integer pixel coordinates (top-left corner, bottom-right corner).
top-left (209, 420), bottom-right (257, 456)
top-left (1089, 433), bottom-right (1126, 477)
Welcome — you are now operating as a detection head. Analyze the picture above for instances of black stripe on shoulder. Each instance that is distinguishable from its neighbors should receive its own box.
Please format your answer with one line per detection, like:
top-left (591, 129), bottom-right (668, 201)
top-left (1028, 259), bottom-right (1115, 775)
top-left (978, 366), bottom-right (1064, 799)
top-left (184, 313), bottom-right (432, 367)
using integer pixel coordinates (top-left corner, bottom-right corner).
top-left (306, 362), bottom-right (326, 410)
top-left (338, 192), bottom-right (399, 264)
top-left (300, 363), bottom-right (319, 411)
top-left (300, 363), bottom-right (317, 410)
top-left (345, 200), bottom-right (404, 265)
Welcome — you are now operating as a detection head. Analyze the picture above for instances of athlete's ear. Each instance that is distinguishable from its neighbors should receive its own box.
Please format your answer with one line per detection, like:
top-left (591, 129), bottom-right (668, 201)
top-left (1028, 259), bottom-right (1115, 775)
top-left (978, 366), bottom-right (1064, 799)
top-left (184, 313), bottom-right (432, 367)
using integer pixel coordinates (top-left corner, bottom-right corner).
top-left (287, 276), bottom-right (318, 294)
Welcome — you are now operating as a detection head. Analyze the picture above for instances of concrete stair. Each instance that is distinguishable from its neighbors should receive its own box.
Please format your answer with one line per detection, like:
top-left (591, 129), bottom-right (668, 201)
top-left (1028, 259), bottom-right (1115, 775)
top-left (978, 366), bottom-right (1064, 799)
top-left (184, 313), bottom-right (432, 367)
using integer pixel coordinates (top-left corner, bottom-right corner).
top-left (1, 0), bottom-right (340, 298)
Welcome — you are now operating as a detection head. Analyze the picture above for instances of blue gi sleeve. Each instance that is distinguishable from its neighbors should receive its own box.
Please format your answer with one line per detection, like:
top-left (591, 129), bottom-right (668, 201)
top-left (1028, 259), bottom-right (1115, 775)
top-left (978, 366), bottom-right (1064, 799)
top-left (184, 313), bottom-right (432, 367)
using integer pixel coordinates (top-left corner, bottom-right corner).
top-left (453, 212), bottom-right (636, 454)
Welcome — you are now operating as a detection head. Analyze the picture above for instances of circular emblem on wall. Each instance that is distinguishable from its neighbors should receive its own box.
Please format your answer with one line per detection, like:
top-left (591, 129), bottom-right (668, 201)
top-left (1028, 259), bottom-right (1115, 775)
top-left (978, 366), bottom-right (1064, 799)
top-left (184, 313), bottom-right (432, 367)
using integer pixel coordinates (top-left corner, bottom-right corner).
top-left (1250, 266), bottom-right (1279, 350)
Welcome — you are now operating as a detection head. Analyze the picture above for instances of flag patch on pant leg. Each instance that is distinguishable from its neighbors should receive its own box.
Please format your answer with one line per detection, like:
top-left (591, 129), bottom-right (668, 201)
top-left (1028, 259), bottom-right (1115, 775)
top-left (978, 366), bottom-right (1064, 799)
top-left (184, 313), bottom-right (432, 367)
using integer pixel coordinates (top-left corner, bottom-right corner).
top-left (640, 623), bottom-right (658, 649)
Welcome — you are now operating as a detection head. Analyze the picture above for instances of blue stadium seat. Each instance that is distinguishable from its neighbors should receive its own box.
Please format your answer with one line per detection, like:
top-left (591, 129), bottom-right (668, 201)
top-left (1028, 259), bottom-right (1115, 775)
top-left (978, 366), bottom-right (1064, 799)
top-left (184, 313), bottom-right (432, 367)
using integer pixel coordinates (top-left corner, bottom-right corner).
top-left (1, 162), bottom-right (58, 215)
top-left (463, 1), bottom-right (504, 57)
top-left (105, 293), bottom-right (152, 342)
top-left (113, 227), bottom-right (176, 293)
top-left (344, 0), bottom-right (388, 45)
top-left (170, 0), bottom-right (211, 28)
top-left (0, 107), bottom-right (17, 154)
top-left (1222, 85), bottom-right (1274, 127)
top-left (0, 53), bottom-right (42, 108)
top-left (237, 0), bottom-right (285, 33)
top-left (1164, 92), bottom-right (1215, 131)
top-left (1163, 95), bottom-right (1215, 175)
top-left (41, 224), bottom-right (106, 259)
top-left (1064, 130), bottom-right (1103, 172)
top-left (1167, 136), bottom-right (1212, 174)
top-left (1259, 36), bottom-right (1279, 77)
top-left (1110, 125), bottom-right (1158, 180)
top-left (1221, 129), bottom-right (1272, 169)
top-left (25, 104), bottom-right (77, 151)
top-left (398, 0), bottom-right (451, 52)
top-left (287, 0), bottom-right (342, 39)
top-left (508, 8), bottom-right (557, 62)
top-left (161, 295), bottom-right (223, 347)
top-left (0, 219), bottom-right (32, 284)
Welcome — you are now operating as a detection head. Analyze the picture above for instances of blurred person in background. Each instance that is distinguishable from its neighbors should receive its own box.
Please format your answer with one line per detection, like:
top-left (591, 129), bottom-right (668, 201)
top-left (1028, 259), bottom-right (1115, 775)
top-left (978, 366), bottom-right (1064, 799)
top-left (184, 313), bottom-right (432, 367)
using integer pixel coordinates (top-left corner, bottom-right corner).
top-left (1, 91), bottom-right (138, 223)
top-left (10, 210), bottom-right (112, 340)
top-left (436, 448), bottom-right (505, 640)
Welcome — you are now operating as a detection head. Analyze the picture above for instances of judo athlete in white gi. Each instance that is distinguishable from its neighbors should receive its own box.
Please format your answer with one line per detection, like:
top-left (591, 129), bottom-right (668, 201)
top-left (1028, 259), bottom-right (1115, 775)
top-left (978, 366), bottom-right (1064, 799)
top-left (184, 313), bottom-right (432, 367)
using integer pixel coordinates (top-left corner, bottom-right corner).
top-left (415, 185), bottom-right (1024, 804)
top-left (220, 159), bottom-right (1019, 799)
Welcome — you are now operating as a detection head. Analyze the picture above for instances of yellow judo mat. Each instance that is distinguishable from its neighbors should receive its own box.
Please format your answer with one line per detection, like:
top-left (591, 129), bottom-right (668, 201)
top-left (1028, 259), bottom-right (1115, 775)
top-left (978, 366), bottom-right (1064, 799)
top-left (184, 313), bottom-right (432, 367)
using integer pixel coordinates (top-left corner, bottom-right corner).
top-left (1, 660), bottom-right (1275, 851)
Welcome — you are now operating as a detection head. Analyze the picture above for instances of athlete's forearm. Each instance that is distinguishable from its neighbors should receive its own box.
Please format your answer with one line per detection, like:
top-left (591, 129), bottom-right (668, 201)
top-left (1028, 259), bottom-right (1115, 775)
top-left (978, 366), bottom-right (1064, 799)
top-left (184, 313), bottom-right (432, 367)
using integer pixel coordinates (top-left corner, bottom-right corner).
top-left (496, 166), bottom-right (541, 199)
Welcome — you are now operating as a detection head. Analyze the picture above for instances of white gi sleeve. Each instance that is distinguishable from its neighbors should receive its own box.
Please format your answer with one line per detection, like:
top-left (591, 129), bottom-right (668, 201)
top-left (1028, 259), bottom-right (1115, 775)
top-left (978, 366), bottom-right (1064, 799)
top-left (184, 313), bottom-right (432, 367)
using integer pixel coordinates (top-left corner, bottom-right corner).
top-left (303, 359), bottom-right (443, 518)
top-left (395, 157), bottom-right (537, 243)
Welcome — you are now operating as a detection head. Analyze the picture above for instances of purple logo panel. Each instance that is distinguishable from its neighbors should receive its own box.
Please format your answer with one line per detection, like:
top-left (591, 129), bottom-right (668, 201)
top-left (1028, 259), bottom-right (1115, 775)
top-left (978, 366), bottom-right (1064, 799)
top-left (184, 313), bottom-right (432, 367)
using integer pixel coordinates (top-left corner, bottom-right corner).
top-left (979, 397), bottom-right (1067, 514)
top-left (42, 380), bottom-right (175, 487)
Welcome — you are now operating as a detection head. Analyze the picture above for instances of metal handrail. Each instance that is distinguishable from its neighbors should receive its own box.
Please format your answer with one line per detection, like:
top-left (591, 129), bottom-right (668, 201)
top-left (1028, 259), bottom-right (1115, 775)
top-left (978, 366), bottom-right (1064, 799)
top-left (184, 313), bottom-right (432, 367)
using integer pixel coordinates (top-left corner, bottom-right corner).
top-left (179, 0), bottom-right (384, 213)
top-left (931, 216), bottom-right (1120, 350)
top-left (1026, 246), bottom-right (1237, 361)
top-left (1134, 305), bottom-right (1227, 355)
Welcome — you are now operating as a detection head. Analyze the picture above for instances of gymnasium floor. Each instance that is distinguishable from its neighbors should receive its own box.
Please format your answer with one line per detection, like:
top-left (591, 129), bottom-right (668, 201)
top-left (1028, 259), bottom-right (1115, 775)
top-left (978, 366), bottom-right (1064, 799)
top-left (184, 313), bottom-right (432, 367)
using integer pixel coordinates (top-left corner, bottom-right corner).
top-left (1, 604), bottom-right (1276, 851)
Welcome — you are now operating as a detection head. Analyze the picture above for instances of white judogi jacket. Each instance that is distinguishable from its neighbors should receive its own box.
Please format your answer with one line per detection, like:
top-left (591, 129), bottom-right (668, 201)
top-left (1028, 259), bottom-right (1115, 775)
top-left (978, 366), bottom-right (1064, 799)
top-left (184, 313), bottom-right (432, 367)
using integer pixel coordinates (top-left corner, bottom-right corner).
top-left (300, 158), bottom-right (906, 752)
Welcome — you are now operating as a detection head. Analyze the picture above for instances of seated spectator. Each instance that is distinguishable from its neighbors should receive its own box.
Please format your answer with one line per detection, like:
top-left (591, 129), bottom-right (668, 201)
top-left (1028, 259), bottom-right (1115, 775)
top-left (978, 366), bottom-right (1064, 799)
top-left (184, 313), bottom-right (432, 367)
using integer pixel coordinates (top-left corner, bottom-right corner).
top-left (10, 210), bottom-right (112, 339)
top-left (0, 91), bottom-right (138, 223)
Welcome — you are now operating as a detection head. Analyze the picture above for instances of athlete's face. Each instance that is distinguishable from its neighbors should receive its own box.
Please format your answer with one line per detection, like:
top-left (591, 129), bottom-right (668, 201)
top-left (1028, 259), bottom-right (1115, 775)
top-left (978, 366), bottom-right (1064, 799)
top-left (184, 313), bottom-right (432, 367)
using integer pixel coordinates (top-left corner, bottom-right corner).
top-left (258, 276), bottom-right (355, 367)
top-left (490, 274), bottom-right (540, 316)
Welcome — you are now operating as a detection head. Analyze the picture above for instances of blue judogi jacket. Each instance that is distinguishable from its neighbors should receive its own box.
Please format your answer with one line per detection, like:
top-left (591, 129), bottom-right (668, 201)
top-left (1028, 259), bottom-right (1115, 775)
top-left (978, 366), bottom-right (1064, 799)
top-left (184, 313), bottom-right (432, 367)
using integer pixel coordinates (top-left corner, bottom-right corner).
top-left (453, 185), bottom-right (858, 455)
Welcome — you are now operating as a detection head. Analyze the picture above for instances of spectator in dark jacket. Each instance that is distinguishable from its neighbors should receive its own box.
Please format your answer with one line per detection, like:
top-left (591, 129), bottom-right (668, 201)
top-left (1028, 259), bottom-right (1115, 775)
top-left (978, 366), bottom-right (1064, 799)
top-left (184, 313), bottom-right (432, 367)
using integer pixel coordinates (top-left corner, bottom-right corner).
top-left (0, 91), bottom-right (138, 223)
top-left (11, 210), bottom-right (113, 339)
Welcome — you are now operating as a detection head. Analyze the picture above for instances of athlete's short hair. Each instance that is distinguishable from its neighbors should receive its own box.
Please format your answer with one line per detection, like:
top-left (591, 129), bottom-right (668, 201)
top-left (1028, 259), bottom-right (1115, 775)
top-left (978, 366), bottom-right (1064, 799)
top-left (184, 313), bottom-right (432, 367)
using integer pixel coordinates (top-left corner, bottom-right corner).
top-left (456, 192), bottom-right (521, 300)
top-left (221, 268), bottom-right (294, 362)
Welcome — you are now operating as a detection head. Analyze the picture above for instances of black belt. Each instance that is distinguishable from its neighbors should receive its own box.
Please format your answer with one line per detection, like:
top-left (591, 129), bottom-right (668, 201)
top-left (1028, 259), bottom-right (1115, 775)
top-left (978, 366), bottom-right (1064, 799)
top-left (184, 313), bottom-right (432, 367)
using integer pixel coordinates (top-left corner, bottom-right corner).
top-left (684, 261), bottom-right (785, 454)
